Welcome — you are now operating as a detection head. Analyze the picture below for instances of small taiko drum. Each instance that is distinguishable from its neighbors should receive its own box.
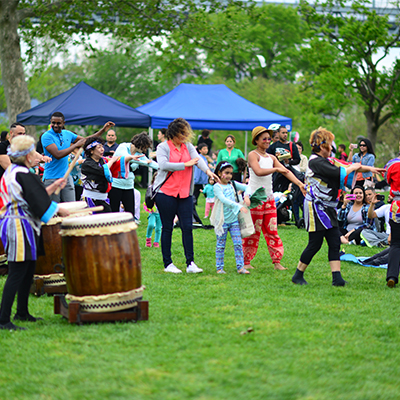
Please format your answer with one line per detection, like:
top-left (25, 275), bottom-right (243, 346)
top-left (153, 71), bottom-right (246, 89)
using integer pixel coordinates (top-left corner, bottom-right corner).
top-left (35, 201), bottom-right (87, 288)
top-left (60, 212), bottom-right (143, 313)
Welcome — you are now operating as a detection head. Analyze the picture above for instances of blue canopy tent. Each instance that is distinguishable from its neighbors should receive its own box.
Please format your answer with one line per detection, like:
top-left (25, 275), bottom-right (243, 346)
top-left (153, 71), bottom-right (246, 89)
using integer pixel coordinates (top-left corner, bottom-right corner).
top-left (17, 81), bottom-right (150, 127)
top-left (137, 83), bottom-right (292, 131)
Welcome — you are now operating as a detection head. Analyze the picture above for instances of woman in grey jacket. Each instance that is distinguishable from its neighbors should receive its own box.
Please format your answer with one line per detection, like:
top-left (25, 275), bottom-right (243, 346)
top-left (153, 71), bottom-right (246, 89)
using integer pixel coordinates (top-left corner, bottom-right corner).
top-left (154, 118), bottom-right (218, 273)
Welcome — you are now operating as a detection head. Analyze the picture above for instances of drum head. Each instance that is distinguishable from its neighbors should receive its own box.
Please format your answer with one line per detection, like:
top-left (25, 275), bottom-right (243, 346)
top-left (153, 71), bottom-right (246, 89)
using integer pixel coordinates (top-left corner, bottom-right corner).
top-left (60, 212), bottom-right (136, 235)
top-left (59, 201), bottom-right (87, 211)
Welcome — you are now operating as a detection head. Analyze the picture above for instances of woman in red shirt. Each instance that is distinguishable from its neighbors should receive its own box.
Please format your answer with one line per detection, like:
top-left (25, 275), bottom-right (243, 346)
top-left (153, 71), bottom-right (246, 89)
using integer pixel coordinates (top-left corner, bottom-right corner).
top-left (154, 118), bottom-right (219, 273)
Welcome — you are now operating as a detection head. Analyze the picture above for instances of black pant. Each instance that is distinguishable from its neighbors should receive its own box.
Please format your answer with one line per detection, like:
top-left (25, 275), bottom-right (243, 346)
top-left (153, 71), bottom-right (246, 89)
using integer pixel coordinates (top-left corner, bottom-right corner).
top-left (108, 187), bottom-right (134, 214)
top-left (340, 226), bottom-right (363, 244)
top-left (387, 220), bottom-right (400, 283)
top-left (0, 260), bottom-right (36, 324)
top-left (300, 227), bottom-right (341, 265)
top-left (155, 193), bottom-right (194, 268)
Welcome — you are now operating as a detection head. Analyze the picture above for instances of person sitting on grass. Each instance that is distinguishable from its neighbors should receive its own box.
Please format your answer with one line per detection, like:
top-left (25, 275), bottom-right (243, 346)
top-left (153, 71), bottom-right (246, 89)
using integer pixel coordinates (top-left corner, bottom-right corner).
top-left (210, 161), bottom-right (251, 274)
top-left (338, 186), bottom-right (374, 245)
top-left (0, 135), bottom-right (70, 331)
top-left (291, 127), bottom-right (385, 286)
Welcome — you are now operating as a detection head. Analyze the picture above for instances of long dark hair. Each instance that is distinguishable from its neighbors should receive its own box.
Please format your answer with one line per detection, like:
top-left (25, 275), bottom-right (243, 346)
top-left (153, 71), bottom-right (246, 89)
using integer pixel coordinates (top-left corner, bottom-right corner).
top-left (358, 138), bottom-right (375, 157)
top-left (351, 185), bottom-right (366, 204)
top-left (215, 161), bottom-right (233, 178)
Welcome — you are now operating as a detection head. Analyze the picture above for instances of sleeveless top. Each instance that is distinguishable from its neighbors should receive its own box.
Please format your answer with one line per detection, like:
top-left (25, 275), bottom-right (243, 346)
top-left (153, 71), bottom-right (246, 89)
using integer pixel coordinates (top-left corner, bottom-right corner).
top-left (248, 153), bottom-right (273, 198)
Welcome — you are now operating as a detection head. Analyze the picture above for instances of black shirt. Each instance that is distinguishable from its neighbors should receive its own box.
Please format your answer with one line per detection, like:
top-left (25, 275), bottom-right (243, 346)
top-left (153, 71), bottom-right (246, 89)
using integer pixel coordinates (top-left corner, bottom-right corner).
top-left (267, 141), bottom-right (300, 166)
top-left (0, 140), bottom-right (10, 179)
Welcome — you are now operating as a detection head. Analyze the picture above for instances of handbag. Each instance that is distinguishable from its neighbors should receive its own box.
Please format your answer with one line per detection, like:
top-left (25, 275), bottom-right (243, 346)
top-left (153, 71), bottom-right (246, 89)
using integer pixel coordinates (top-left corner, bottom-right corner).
top-left (231, 181), bottom-right (255, 238)
top-left (145, 172), bottom-right (174, 209)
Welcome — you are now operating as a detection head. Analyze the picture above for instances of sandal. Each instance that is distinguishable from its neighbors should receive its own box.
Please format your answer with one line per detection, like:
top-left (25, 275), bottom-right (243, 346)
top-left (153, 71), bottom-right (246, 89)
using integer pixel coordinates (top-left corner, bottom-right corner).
top-left (217, 269), bottom-right (226, 274)
top-left (237, 267), bottom-right (250, 274)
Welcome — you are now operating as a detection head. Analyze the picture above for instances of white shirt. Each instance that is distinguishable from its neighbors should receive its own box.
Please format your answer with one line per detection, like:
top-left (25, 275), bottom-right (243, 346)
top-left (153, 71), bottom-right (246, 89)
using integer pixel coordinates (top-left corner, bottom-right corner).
top-left (375, 204), bottom-right (391, 234)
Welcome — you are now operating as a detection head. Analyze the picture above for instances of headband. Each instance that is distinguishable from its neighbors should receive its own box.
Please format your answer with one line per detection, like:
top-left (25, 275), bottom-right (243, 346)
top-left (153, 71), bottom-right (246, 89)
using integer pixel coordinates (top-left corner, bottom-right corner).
top-left (85, 141), bottom-right (101, 150)
top-left (311, 132), bottom-right (326, 148)
top-left (220, 162), bottom-right (232, 169)
top-left (7, 144), bottom-right (35, 158)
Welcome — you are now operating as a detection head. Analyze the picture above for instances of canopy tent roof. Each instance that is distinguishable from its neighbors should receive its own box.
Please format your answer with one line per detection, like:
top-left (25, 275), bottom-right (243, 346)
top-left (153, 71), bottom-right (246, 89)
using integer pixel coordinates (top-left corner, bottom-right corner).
top-left (137, 83), bottom-right (292, 131)
top-left (17, 81), bottom-right (150, 127)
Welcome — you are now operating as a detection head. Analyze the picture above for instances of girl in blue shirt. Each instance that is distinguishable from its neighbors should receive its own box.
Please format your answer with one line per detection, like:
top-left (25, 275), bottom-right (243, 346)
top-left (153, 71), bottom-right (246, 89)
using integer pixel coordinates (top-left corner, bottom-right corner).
top-left (211, 161), bottom-right (251, 274)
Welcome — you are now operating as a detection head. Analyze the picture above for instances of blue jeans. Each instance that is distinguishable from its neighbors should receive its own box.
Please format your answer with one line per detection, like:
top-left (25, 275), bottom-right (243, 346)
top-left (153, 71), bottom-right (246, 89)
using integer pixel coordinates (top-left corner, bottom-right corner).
top-left (155, 193), bottom-right (194, 268)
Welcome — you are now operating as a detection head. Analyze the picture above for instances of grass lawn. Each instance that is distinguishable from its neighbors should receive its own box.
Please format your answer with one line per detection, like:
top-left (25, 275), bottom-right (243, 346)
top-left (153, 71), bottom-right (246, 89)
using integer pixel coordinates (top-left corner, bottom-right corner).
top-left (0, 191), bottom-right (399, 400)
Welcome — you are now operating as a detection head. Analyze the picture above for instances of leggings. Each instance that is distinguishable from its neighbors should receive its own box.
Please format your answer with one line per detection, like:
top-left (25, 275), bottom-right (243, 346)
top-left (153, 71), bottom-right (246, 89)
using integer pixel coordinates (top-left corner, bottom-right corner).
top-left (300, 227), bottom-right (341, 265)
top-left (0, 260), bottom-right (36, 324)
top-left (340, 226), bottom-right (363, 244)
top-left (108, 187), bottom-right (134, 214)
top-left (216, 221), bottom-right (244, 271)
top-left (146, 213), bottom-right (162, 243)
top-left (387, 220), bottom-right (400, 283)
top-left (205, 202), bottom-right (214, 217)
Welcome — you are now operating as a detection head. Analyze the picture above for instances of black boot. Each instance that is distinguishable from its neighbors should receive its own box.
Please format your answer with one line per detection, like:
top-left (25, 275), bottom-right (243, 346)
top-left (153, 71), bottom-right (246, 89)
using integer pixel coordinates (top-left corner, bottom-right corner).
top-left (292, 269), bottom-right (308, 285)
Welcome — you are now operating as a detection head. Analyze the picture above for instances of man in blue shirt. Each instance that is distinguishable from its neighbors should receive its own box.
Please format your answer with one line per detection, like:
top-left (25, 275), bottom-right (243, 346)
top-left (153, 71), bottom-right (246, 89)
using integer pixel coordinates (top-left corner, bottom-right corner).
top-left (41, 111), bottom-right (115, 202)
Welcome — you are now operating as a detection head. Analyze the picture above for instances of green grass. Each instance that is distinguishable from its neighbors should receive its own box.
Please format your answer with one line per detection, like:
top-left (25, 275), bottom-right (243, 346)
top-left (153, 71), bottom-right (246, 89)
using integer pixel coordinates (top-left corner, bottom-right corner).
top-left (0, 192), bottom-right (399, 400)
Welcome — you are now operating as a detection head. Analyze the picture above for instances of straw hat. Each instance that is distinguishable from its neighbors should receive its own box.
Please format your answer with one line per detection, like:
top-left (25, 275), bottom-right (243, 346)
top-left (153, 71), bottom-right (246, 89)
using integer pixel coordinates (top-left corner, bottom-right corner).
top-left (251, 126), bottom-right (273, 145)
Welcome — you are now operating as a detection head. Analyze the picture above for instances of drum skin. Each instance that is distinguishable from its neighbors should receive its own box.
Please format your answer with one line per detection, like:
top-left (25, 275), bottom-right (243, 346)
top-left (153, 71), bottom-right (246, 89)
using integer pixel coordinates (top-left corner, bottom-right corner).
top-left (36, 222), bottom-right (62, 275)
top-left (62, 230), bottom-right (142, 296)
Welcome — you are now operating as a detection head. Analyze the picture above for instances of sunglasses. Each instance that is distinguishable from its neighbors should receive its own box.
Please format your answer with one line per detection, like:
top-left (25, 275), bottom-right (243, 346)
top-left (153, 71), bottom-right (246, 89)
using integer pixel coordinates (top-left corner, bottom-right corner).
top-left (359, 143), bottom-right (367, 147)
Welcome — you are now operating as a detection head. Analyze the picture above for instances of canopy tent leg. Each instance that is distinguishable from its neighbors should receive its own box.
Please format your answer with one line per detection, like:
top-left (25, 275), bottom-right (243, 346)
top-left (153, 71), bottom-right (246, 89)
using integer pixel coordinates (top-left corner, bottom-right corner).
top-left (245, 131), bottom-right (248, 158)
top-left (147, 127), bottom-right (154, 187)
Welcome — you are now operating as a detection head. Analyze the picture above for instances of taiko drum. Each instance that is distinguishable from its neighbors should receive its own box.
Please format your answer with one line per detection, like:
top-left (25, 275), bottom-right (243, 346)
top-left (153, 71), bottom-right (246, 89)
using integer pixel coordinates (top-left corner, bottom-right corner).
top-left (60, 213), bottom-right (143, 313)
top-left (35, 201), bottom-right (87, 276)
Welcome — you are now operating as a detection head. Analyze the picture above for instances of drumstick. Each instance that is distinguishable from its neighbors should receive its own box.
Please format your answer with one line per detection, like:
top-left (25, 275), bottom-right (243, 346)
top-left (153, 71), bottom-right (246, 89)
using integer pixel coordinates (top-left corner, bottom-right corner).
top-left (54, 147), bottom-right (83, 195)
top-left (67, 206), bottom-right (104, 214)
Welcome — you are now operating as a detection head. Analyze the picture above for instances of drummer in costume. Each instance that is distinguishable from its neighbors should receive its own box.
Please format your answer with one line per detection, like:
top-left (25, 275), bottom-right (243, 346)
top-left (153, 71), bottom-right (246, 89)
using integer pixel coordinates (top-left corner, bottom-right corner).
top-left (0, 136), bottom-right (69, 330)
top-left (384, 157), bottom-right (400, 287)
top-left (292, 127), bottom-right (385, 286)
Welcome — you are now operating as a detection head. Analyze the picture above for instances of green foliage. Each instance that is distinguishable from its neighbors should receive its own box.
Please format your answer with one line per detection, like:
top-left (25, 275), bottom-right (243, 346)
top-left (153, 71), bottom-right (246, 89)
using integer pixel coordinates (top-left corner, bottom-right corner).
top-left (298, 0), bottom-right (400, 143)
top-left (83, 42), bottom-right (176, 109)
top-left (160, 3), bottom-right (305, 82)
top-left (0, 194), bottom-right (398, 399)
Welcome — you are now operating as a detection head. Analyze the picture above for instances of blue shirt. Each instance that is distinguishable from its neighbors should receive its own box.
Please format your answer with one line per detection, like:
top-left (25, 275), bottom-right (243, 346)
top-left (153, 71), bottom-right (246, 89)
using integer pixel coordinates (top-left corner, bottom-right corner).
top-left (203, 183), bottom-right (215, 199)
top-left (214, 181), bottom-right (251, 224)
top-left (112, 143), bottom-right (159, 190)
top-left (42, 128), bottom-right (78, 180)
top-left (194, 154), bottom-right (209, 185)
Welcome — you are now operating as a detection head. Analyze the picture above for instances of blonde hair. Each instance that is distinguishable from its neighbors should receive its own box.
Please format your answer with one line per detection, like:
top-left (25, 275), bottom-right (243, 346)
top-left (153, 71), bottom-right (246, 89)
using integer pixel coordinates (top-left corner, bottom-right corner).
top-left (166, 118), bottom-right (194, 143)
top-left (9, 135), bottom-right (35, 164)
top-left (309, 127), bottom-right (334, 153)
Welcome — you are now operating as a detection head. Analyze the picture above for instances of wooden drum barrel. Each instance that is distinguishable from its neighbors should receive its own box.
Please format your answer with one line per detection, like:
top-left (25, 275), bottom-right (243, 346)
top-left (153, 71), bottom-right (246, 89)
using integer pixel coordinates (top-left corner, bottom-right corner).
top-left (35, 201), bottom-right (88, 288)
top-left (60, 212), bottom-right (143, 313)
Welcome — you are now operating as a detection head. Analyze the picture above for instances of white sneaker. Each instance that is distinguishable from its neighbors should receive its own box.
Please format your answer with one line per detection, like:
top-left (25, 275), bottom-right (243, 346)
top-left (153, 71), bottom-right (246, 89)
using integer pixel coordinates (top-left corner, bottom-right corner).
top-left (186, 262), bottom-right (203, 273)
top-left (164, 263), bottom-right (182, 273)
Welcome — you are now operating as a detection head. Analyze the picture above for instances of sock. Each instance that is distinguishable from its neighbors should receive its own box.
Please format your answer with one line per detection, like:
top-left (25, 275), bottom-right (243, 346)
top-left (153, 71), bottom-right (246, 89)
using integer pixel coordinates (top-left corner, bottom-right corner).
top-left (332, 271), bottom-right (347, 286)
top-left (292, 268), bottom-right (308, 285)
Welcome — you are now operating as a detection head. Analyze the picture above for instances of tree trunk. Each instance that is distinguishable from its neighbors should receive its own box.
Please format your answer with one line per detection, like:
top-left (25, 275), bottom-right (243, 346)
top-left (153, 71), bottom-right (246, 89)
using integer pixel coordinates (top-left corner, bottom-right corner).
top-left (364, 109), bottom-right (378, 148)
top-left (0, 1), bottom-right (31, 126)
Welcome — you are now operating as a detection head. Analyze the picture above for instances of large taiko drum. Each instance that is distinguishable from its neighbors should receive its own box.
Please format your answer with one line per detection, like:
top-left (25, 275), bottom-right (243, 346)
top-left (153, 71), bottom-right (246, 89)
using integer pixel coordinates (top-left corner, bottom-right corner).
top-left (60, 212), bottom-right (144, 313)
top-left (35, 201), bottom-right (88, 288)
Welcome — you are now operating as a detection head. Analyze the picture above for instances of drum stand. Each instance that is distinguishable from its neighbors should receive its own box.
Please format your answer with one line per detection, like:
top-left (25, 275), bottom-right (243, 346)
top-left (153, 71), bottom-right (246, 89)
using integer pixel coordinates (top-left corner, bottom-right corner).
top-left (54, 294), bottom-right (149, 325)
top-left (30, 276), bottom-right (68, 297)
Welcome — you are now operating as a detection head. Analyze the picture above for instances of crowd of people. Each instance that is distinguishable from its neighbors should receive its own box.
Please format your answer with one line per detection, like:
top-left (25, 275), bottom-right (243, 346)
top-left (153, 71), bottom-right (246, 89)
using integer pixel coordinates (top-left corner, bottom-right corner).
top-left (0, 114), bottom-right (399, 331)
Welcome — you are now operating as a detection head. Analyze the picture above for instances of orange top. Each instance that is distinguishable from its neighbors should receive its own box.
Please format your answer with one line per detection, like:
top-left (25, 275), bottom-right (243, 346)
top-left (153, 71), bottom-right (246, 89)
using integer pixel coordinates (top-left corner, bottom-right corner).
top-left (161, 140), bottom-right (193, 198)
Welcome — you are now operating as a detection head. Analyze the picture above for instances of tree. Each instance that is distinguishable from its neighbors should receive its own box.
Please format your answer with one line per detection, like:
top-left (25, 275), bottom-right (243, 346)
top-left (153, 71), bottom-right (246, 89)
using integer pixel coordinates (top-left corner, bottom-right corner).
top-left (298, 0), bottom-right (400, 146)
top-left (159, 3), bottom-right (305, 82)
top-left (0, 0), bottom-right (243, 125)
